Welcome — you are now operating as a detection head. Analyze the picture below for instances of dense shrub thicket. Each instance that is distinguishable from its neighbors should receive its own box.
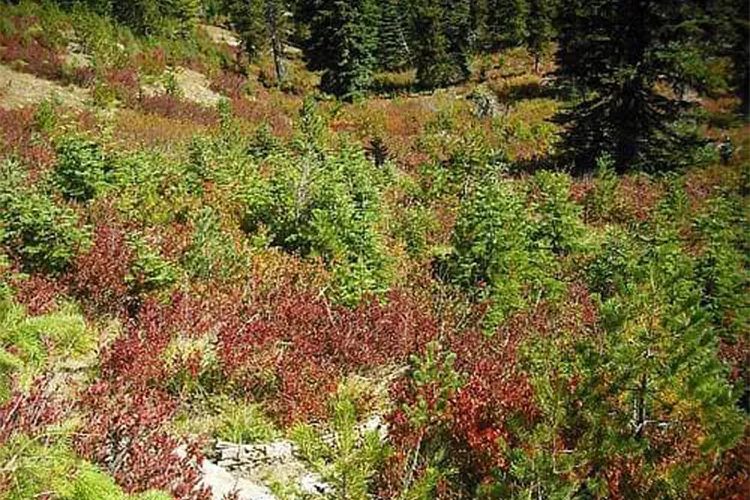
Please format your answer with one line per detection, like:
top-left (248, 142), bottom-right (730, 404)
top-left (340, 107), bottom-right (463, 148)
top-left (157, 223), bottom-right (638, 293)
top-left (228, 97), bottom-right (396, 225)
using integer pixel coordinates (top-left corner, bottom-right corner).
top-left (0, 1), bottom-right (747, 499)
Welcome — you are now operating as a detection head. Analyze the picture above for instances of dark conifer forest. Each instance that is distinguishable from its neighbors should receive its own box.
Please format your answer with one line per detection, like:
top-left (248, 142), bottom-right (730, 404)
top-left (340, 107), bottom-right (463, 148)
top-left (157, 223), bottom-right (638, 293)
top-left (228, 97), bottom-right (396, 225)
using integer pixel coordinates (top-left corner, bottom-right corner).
top-left (0, 0), bottom-right (747, 498)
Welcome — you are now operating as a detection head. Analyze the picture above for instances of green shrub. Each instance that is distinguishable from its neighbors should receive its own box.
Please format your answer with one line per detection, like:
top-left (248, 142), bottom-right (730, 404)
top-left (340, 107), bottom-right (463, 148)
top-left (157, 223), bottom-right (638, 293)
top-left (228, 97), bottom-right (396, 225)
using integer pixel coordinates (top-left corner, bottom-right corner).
top-left (35, 95), bottom-right (62, 134)
top-left (162, 334), bottom-right (220, 396)
top-left (108, 152), bottom-right (175, 223)
top-left (243, 104), bottom-right (392, 304)
top-left (391, 342), bottom-right (464, 500)
top-left (126, 234), bottom-right (179, 295)
top-left (586, 228), bottom-right (641, 300)
top-left (1, 437), bottom-right (80, 500)
top-left (181, 207), bottom-right (249, 281)
top-left (509, 231), bottom-right (745, 499)
top-left (693, 194), bottom-right (749, 338)
top-left (0, 161), bottom-right (90, 274)
top-left (391, 204), bottom-right (439, 258)
top-left (529, 170), bottom-right (584, 255)
top-left (290, 384), bottom-right (390, 500)
top-left (443, 178), bottom-right (559, 329)
top-left (583, 153), bottom-right (618, 222)
top-left (0, 435), bottom-right (171, 500)
top-left (186, 131), bottom-right (256, 194)
top-left (214, 399), bottom-right (279, 444)
top-left (54, 136), bottom-right (110, 202)
top-left (417, 128), bottom-right (505, 201)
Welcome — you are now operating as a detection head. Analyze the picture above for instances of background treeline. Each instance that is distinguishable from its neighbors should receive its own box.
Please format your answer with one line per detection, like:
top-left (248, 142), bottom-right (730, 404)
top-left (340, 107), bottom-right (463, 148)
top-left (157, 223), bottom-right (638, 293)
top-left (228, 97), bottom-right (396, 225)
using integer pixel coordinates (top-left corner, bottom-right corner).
top-left (0, 0), bottom-right (748, 499)
top-left (40, 0), bottom-right (748, 98)
top-left (32, 0), bottom-right (749, 174)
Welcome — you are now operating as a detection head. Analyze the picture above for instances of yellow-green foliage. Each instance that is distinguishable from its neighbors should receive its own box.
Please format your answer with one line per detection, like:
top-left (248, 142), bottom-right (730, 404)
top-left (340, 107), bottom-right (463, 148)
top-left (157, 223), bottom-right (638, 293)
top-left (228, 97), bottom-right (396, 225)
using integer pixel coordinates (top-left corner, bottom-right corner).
top-left (0, 297), bottom-right (95, 400)
top-left (290, 383), bottom-right (390, 500)
top-left (214, 398), bottom-right (280, 444)
top-left (0, 435), bottom-right (172, 500)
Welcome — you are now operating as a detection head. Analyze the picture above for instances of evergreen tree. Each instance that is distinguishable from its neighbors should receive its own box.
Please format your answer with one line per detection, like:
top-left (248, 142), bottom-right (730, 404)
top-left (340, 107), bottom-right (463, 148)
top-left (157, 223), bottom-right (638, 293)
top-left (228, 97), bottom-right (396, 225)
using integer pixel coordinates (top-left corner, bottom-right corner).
top-left (227, 0), bottom-right (266, 60)
top-left (306, 0), bottom-right (379, 99)
top-left (109, 0), bottom-right (199, 35)
top-left (508, 226), bottom-right (745, 498)
top-left (265, 0), bottom-right (288, 83)
top-left (487, 0), bottom-right (529, 48)
top-left (227, 0), bottom-right (288, 82)
top-left (164, 0), bottom-right (201, 34)
top-left (557, 0), bottom-right (726, 171)
top-left (734, 18), bottom-right (750, 116)
top-left (111, 0), bottom-right (163, 35)
top-left (444, 0), bottom-right (472, 79)
top-left (705, 0), bottom-right (750, 116)
top-left (377, 0), bottom-right (410, 71)
top-left (410, 0), bottom-right (471, 89)
top-left (526, 0), bottom-right (553, 73)
top-left (469, 0), bottom-right (490, 51)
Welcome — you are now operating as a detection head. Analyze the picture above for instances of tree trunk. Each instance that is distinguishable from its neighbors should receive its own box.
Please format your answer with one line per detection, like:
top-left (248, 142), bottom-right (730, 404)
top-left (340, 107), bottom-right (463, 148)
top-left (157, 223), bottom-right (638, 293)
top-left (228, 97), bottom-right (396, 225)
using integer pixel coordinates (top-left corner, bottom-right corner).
top-left (266, 1), bottom-right (286, 83)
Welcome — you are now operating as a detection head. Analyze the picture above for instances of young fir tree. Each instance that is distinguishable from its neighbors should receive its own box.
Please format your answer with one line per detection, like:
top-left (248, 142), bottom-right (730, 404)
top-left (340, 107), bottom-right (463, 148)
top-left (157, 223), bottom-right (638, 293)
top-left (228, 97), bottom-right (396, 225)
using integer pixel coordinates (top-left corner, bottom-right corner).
top-left (444, 0), bottom-right (473, 80)
top-left (526, 0), bottom-right (553, 73)
top-left (410, 0), bottom-right (471, 89)
top-left (377, 0), bottom-right (410, 71)
top-left (163, 0), bottom-right (201, 35)
top-left (557, 0), bottom-right (726, 172)
top-left (227, 0), bottom-right (288, 82)
top-left (506, 227), bottom-right (745, 498)
top-left (487, 0), bottom-right (529, 48)
top-left (306, 0), bottom-right (379, 99)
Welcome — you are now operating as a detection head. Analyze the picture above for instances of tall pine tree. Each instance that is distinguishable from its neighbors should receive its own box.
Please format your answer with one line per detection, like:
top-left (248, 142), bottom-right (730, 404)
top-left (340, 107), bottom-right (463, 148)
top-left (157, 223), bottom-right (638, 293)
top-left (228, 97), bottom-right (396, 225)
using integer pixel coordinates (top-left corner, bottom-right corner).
top-left (469, 0), bottom-right (490, 52)
top-left (410, 0), bottom-right (471, 89)
top-left (377, 0), bottom-right (410, 71)
top-left (558, 0), bottom-right (727, 171)
top-left (526, 0), bottom-right (553, 73)
top-left (227, 0), bottom-right (289, 82)
top-left (306, 0), bottom-right (379, 99)
top-left (488, 0), bottom-right (529, 48)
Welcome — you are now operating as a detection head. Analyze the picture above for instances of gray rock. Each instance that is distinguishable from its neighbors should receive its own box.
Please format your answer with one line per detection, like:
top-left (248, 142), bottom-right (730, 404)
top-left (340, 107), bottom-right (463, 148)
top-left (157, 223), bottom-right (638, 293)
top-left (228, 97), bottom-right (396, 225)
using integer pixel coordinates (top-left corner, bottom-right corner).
top-left (201, 459), bottom-right (278, 500)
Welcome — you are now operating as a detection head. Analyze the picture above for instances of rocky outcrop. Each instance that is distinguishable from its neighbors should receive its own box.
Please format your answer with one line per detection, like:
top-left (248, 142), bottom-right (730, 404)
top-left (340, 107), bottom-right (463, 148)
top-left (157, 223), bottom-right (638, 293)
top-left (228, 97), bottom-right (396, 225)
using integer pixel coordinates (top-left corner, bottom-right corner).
top-left (200, 415), bottom-right (387, 500)
top-left (201, 459), bottom-right (277, 500)
top-left (212, 440), bottom-right (330, 497)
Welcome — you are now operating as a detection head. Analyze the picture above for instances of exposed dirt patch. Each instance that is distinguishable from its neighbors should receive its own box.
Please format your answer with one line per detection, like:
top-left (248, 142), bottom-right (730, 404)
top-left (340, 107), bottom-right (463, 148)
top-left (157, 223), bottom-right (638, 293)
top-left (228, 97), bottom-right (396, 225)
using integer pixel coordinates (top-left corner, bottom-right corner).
top-left (143, 67), bottom-right (224, 107)
top-left (202, 25), bottom-right (241, 48)
top-left (0, 63), bottom-right (89, 109)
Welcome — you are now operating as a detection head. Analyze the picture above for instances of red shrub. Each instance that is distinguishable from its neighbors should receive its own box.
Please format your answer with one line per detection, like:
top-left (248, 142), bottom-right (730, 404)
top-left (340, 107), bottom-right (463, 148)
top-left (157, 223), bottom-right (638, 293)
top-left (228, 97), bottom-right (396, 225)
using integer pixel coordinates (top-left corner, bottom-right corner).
top-left (74, 381), bottom-right (209, 499)
top-left (381, 322), bottom-right (536, 497)
top-left (570, 178), bottom-right (594, 204)
top-left (133, 47), bottom-right (168, 76)
top-left (101, 297), bottom-right (181, 386)
top-left (138, 94), bottom-right (220, 127)
top-left (71, 66), bottom-right (97, 88)
top-left (0, 31), bottom-right (64, 81)
top-left (0, 378), bottom-right (68, 445)
top-left (381, 283), bottom-right (599, 496)
top-left (10, 273), bottom-right (67, 316)
top-left (230, 95), bottom-right (295, 139)
top-left (217, 289), bottom-right (438, 423)
top-left (449, 329), bottom-right (537, 469)
top-left (0, 107), bottom-right (56, 172)
top-left (616, 174), bottom-right (662, 223)
top-left (210, 71), bottom-right (249, 99)
top-left (68, 222), bottom-right (134, 316)
top-left (690, 433), bottom-right (750, 500)
top-left (104, 67), bottom-right (141, 105)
